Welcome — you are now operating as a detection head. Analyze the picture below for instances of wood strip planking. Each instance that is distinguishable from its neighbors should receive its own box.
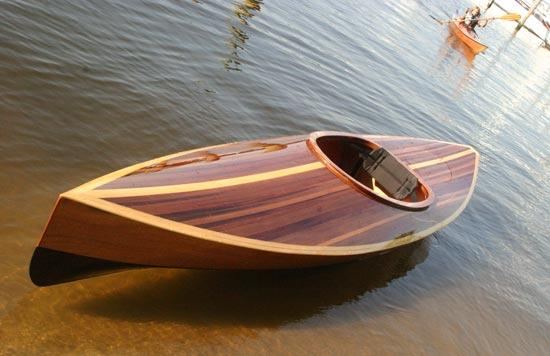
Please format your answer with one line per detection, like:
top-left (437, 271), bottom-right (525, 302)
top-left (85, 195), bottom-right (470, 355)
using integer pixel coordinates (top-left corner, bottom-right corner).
top-left (429, 174), bottom-right (475, 199)
top-left (424, 166), bottom-right (475, 186)
top-left (137, 135), bottom-right (309, 171)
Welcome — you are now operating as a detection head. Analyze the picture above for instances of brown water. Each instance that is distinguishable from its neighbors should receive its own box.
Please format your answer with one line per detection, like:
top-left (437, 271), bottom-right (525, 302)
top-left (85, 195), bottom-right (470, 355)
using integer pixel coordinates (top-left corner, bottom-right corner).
top-left (1, 0), bottom-right (549, 354)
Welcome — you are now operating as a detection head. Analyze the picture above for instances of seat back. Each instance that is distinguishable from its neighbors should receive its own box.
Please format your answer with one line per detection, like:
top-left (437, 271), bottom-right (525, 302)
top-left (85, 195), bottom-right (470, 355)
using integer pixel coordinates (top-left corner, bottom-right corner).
top-left (361, 148), bottom-right (418, 200)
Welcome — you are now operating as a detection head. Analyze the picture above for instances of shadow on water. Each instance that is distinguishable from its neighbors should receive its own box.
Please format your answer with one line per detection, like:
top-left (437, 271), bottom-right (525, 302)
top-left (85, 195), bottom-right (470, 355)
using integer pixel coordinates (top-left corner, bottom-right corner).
top-left (224, 0), bottom-right (263, 71)
top-left (73, 240), bottom-right (430, 327)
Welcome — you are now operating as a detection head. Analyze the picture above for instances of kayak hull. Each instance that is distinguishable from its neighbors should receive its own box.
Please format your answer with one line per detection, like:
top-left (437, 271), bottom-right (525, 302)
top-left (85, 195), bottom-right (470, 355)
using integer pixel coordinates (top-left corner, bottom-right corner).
top-left (449, 22), bottom-right (488, 54)
top-left (30, 132), bottom-right (479, 286)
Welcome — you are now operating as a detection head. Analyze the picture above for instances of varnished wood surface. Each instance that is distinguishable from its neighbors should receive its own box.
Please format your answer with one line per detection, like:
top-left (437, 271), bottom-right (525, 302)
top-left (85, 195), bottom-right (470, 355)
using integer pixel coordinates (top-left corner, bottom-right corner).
top-left (32, 132), bottom-right (479, 284)
top-left (449, 22), bottom-right (488, 54)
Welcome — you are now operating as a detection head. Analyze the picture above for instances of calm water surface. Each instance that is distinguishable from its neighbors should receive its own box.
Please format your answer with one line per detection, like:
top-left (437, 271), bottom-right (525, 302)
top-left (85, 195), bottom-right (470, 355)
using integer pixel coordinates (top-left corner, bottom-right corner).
top-left (1, 0), bottom-right (549, 354)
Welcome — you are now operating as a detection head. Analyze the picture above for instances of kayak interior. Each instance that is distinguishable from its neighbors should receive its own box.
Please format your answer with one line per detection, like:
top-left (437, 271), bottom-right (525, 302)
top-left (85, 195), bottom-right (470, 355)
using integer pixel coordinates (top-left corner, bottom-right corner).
top-left (308, 133), bottom-right (433, 210)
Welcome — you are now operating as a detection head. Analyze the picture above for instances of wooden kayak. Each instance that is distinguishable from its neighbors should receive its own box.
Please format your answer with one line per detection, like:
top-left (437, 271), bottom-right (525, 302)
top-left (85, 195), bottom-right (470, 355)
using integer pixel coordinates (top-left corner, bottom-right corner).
top-left (449, 21), bottom-right (488, 54)
top-left (29, 131), bottom-right (479, 286)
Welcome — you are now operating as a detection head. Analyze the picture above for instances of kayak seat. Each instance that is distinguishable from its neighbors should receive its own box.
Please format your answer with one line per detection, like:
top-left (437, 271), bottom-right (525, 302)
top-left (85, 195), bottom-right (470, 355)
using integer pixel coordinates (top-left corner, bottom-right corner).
top-left (360, 148), bottom-right (418, 200)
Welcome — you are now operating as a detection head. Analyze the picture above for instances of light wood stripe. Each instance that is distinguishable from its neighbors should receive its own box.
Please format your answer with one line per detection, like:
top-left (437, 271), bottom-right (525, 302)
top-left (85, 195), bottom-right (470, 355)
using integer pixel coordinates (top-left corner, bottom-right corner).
top-left (87, 162), bottom-right (325, 198)
top-left (410, 149), bottom-right (473, 170)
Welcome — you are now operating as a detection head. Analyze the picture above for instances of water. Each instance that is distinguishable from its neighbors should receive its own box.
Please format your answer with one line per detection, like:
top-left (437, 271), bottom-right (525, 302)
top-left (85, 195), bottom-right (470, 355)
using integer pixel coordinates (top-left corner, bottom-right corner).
top-left (1, 0), bottom-right (549, 354)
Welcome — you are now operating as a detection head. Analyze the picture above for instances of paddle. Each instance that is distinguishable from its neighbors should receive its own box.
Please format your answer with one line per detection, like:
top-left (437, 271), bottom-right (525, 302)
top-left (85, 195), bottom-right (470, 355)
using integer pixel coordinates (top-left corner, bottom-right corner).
top-left (430, 13), bottom-right (521, 25)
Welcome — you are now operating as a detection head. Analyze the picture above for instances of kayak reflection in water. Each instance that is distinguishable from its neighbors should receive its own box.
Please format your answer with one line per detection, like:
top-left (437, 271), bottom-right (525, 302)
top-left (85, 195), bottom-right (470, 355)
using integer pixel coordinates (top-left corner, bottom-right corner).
top-left (458, 6), bottom-right (488, 37)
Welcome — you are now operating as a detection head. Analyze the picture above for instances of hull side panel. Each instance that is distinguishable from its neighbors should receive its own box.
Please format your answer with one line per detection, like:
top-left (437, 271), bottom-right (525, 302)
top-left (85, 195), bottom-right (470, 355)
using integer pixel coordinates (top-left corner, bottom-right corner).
top-left (37, 197), bottom-right (357, 269)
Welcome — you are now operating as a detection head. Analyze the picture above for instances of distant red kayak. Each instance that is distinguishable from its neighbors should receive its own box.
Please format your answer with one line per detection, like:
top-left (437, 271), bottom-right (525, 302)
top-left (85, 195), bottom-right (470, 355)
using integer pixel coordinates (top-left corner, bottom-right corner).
top-left (449, 21), bottom-right (488, 54)
top-left (30, 131), bottom-right (479, 286)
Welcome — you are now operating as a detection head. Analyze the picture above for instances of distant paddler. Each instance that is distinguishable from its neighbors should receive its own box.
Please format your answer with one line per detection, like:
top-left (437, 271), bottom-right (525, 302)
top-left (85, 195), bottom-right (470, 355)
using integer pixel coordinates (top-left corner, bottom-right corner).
top-left (456, 6), bottom-right (487, 37)
top-left (430, 9), bottom-right (520, 31)
top-left (430, 5), bottom-right (521, 55)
